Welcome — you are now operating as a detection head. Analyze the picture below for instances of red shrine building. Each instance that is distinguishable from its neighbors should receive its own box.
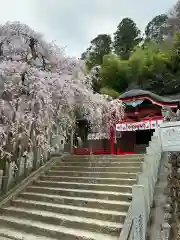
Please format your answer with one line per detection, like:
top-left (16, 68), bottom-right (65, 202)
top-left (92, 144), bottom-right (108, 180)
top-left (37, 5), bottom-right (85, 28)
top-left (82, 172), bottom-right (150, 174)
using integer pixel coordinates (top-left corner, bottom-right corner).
top-left (114, 89), bottom-right (179, 154)
top-left (73, 89), bottom-right (180, 155)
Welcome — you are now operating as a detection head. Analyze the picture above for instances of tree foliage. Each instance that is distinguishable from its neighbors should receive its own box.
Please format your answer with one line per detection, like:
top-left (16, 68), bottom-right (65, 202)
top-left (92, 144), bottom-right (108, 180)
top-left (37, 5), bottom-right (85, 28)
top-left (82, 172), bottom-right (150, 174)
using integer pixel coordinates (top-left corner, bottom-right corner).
top-left (100, 54), bottom-right (129, 93)
top-left (168, 0), bottom-right (180, 37)
top-left (128, 43), bottom-right (174, 94)
top-left (81, 1), bottom-right (180, 97)
top-left (99, 37), bottom-right (180, 95)
top-left (81, 34), bottom-right (112, 70)
top-left (113, 18), bottom-right (142, 59)
top-left (145, 14), bottom-right (168, 43)
top-left (100, 87), bottom-right (120, 99)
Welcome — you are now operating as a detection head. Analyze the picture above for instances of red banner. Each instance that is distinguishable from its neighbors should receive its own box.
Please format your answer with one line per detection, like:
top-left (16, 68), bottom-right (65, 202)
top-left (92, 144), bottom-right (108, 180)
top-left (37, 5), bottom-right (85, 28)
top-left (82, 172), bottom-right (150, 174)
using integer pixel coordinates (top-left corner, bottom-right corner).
top-left (116, 119), bottom-right (163, 131)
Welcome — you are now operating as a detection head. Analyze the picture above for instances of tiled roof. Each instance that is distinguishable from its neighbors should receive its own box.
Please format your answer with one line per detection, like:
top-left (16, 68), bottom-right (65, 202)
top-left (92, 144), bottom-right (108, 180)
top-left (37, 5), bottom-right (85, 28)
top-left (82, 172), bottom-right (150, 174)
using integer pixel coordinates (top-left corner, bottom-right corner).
top-left (119, 89), bottom-right (180, 103)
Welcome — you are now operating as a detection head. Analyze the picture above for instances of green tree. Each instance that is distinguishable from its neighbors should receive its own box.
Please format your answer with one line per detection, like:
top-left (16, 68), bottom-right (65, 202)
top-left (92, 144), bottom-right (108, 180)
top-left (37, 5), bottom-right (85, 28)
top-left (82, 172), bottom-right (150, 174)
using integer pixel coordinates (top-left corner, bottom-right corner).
top-left (166, 0), bottom-right (180, 38)
top-left (113, 18), bottom-right (142, 59)
top-left (145, 14), bottom-right (168, 43)
top-left (100, 87), bottom-right (120, 98)
top-left (129, 43), bottom-right (174, 94)
top-left (169, 32), bottom-right (180, 75)
top-left (80, 8), bottom-right (180, 97)
top-left (100, 54), bottom-right (129, 93)
top-left (89, 66), bottom-right (102, 93)
top-left (81, 34), bottom-right (112, 70)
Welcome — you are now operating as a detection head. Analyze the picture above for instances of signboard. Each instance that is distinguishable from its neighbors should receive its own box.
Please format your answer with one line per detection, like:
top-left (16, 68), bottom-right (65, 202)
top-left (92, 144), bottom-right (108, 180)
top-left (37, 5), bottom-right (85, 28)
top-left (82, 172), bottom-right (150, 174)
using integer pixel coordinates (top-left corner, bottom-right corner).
top-left (116, 119), bottom-right (163, 132)
top-left (160, 121), bottom-right (180, 152)
top-left (87, 133), bottom-right (109, 140)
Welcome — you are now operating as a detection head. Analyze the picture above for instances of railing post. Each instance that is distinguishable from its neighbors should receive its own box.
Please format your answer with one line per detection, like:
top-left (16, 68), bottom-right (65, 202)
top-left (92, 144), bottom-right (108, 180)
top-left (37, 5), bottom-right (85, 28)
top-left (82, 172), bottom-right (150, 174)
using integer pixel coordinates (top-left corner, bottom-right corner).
top-left (132, 185), bottom-right (146, 240)
top-left (144, 154), bottom-right (154, 207)
top-left (145, 152), bottom-right (156, 189)
top-left (138, 170), bottom-right (150, 221)
top-left (161, 223), bottom-right (171, 240)
top-left (2, 161), bottom-right (12, 194)
top-left (0, 170), bottom-right (3, 194)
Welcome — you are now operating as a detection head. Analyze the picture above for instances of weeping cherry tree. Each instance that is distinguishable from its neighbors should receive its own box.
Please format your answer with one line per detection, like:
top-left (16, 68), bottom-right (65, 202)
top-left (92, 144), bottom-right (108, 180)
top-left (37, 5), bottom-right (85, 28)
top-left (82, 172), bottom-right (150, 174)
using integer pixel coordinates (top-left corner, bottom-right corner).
top-left (0, 22), bottom-right (124, 169)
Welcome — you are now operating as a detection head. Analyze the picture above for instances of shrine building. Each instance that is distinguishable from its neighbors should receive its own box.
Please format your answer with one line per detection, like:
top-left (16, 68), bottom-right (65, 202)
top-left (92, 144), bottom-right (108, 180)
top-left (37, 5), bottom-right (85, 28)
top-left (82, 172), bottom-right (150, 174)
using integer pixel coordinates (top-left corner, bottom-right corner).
top-left (72, 89), bottom-right (180, 155)
top-left (115, 89), bottom-right (180, 154)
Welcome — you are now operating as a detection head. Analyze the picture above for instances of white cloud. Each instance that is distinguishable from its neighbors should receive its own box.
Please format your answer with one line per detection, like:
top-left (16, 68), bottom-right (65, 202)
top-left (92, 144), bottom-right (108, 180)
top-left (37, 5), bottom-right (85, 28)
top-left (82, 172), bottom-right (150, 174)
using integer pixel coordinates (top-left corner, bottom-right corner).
top-left (0, 0), bottom-right (178, 56)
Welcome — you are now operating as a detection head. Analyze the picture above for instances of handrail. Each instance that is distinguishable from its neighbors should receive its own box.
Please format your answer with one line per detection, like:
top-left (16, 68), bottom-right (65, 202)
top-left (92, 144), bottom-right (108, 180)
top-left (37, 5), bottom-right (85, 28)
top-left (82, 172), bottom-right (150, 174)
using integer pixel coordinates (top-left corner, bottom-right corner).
top-left (119, 128), bottom-right (162, 240)
top-left (119, 204), bottom-right (133, 240)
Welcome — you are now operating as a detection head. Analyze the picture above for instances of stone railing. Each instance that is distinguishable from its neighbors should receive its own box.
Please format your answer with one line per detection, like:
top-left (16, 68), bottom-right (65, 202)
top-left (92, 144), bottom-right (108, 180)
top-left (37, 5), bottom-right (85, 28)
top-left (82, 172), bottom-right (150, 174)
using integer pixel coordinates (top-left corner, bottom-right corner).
top-left (119, 129), bottom-right (162, 240)
top-left (0, 134), bottom-right (65, 198)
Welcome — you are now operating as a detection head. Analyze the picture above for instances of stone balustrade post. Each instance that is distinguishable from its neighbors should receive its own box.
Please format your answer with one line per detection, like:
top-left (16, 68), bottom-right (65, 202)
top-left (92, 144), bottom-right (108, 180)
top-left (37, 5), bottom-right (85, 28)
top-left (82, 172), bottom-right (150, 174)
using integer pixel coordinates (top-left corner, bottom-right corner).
top-left (132, 185), bottom-right (146, 240)
top-left (161, 223), bottom-right (171, 240)
top-left (144, 155), bottom-right (155, 207)
top-left (146, 151), bottom-right (157, 187)
top-left (137, 171), bottom-right (151, 223)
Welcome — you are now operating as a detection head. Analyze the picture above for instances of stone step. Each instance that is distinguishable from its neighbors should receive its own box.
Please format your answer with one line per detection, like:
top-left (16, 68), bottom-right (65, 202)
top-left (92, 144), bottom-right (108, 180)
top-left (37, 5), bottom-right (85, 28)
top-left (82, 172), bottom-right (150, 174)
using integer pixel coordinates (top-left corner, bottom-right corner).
top-left (0, 236), bottom-right (12, 240)
top-left (47, 170), bottom-right (137, 178)
top-left (0, 153), bottom-right (143, 240)
top-left (26, 186), bottom-right (132, 202)
top-left (20, 192), bottom-right (130, 211)
top-left (0, 216), bottom-right (117, 240)
top-left (35, 180), bottom-right (132, 193)
top-left (12, 199), bottom-right (127, 222)
top-left (51, 166), bottom-right (141, 173)
top-left (1, 207), bottom-right (123, 236)
top-left (56, 161), bottom-right (142, 167)
top-left (0, 228), bottom-right (54, 240)
top-left (40, 175), bottom-right (137, 185)
top-left (64, 154), bottom-right (144, 159)
top-left (0, 237), bottom-right (14, 240)
top-left (63, 156), bottom-right (144, 162)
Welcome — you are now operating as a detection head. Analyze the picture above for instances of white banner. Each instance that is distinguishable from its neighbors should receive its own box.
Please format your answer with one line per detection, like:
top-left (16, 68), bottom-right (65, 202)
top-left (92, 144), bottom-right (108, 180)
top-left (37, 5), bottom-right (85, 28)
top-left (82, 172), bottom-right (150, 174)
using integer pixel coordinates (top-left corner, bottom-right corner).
top-left (150, 120), bottom-right (157, 129)
top-left (116, 119), bottom-right (163, 132)
top-left (127, 124), bottom-right (133, 131)
top-left (139, 122), bottom-right (145, 130)
top-left (145, 121), bottom-right (150, 129)
top-left (157, 119), bottom-right (163, 128)
top-left (116, 124), bottom-right (122, 131)
top-left (121, 123), bottom-right (127, 131)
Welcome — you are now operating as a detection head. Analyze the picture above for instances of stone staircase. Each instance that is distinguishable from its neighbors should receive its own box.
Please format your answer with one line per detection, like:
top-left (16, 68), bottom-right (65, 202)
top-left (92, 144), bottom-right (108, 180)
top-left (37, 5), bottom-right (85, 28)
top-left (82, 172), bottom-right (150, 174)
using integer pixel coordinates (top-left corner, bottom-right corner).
top-left (0, 154), bottom-right (144, 240)
top-left (134, 144), bottom-right (147, 153)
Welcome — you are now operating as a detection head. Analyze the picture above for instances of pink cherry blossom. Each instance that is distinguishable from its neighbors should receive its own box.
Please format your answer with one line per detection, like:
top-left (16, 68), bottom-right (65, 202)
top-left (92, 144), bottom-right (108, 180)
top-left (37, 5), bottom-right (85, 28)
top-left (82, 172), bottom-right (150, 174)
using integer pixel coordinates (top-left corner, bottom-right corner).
top-left (0, 22), bottom-right (124, 161)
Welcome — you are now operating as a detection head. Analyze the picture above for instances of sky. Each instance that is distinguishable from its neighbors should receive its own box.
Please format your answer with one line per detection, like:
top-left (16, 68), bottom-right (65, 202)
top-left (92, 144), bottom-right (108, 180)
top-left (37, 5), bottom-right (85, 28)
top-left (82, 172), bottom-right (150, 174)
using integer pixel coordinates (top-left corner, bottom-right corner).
top-left (0, 0), bottom-right (178, 57)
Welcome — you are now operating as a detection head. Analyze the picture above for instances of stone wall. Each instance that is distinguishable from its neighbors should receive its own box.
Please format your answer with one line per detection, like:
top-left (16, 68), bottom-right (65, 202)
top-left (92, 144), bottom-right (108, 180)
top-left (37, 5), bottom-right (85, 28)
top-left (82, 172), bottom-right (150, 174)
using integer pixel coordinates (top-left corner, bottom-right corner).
top-left (165, 152), bottom-right (180, 240)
